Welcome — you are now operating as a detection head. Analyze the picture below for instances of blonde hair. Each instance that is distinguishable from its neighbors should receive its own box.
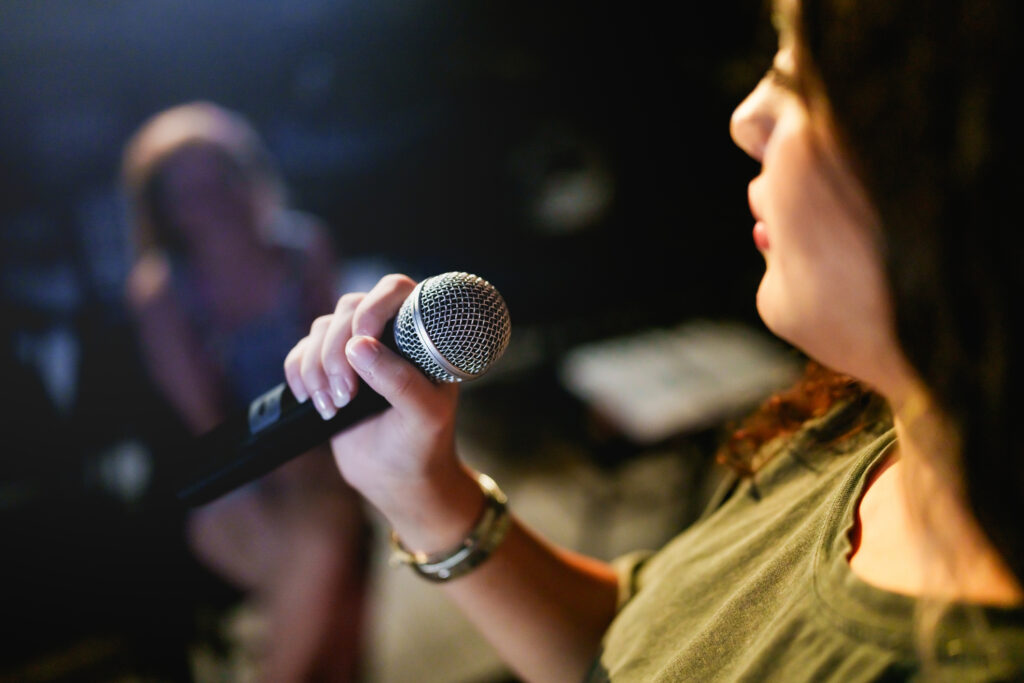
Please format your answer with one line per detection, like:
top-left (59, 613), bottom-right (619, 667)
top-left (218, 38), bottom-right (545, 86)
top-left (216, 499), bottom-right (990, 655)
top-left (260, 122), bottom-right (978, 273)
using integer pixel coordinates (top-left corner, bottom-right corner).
top-left (121, 101), bottom-right (285, 254)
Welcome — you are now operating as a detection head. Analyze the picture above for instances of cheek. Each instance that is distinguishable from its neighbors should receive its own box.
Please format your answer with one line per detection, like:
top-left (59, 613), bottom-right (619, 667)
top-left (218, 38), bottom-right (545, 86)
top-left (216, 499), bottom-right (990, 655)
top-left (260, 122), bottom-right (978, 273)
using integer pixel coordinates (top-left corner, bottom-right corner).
top-left (756, 139), bottom-right (891, 358)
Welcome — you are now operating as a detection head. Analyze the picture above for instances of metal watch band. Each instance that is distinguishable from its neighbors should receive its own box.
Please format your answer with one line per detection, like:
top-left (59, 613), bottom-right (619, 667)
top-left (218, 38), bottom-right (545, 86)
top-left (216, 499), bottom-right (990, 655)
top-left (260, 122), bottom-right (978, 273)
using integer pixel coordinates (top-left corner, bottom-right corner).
top-left (388, 472), bottom-right (511, 582)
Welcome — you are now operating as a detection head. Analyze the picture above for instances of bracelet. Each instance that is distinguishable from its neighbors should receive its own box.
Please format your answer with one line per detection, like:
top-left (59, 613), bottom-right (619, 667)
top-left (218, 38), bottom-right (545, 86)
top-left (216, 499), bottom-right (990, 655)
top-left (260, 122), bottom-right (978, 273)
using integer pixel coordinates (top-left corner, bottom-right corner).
top-left (388, 472), bottom-right (511, 582)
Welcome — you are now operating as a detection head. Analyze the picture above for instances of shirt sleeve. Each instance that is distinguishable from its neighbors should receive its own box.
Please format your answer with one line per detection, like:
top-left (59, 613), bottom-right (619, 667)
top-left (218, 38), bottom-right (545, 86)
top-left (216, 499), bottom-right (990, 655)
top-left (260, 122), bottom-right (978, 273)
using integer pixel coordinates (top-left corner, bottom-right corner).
top-left (610, 549), bottom-right (655, 611)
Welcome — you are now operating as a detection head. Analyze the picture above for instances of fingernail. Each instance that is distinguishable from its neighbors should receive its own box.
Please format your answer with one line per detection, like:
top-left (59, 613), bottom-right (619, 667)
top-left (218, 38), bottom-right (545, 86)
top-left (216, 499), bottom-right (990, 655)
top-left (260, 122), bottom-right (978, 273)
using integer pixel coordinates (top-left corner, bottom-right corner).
top-left (346, 337), bottom-right (378, 372)
top-left (328, 375), bottom-right (350, 408)
top-left (312, 390), bottom-right (337, 420)
top-left (292, 385), bottom-right (309, 403)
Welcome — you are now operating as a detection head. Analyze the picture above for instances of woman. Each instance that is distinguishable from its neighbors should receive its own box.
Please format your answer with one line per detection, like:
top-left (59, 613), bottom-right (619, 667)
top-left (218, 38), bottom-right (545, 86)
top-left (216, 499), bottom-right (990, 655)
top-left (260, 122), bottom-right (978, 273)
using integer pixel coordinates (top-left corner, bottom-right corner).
top-left (123, 102), bottom-right (369, 682)
top-left (283, 0), bottom-right (1024, 679)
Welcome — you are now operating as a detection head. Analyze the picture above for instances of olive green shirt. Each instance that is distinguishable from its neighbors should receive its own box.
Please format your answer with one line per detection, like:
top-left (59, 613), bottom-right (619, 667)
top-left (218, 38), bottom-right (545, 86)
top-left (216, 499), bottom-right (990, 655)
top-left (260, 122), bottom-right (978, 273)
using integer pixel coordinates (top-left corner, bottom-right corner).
top-left (588, 400), bottom-right (1024, 681)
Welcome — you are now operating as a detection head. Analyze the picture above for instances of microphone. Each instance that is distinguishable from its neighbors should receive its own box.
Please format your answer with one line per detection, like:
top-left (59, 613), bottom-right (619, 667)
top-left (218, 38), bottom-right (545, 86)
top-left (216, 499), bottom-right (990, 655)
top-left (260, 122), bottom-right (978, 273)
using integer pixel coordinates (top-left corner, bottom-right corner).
top-left (174, 272), bottom-right (511, 507)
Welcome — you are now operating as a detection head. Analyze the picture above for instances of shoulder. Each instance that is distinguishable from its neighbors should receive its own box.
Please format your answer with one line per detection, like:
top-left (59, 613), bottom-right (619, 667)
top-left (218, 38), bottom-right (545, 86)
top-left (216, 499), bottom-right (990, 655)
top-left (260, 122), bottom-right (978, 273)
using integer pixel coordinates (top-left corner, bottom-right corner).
top-left (266, 210), bottom-right (335, 259)
top-left (740, 393), bottom-right (892, 497)
top-left (126, 250), bottom-right (174, 314)
top-left (266, 210), bottom-right (340, 310)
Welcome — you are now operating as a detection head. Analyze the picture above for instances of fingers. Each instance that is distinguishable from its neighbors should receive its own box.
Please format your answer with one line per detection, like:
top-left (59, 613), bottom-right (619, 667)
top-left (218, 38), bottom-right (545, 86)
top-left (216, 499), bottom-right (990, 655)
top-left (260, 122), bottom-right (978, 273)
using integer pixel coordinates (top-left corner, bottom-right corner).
top-left (351, 273), bottom-right (416, 338)
top-left (345, 334), bottom-right (456, 428)
top-left (320, 292), bottom-right (364, 410)
top-left (301, 315), bottom-right (337, 419)
top-left (284, 292), bottom-right (363, 420)
top-left (284, 338), bottom-right (311, 403)
top-left (344, 273), bottom-right (445, 423)
top-left (283, 274), bottom-right (424, 422)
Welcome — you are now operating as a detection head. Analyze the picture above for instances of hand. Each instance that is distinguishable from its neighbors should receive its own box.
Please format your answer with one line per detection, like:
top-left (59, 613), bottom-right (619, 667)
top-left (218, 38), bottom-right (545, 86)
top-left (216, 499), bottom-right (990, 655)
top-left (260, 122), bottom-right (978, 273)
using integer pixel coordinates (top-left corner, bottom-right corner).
top-left (282, 274), bottom-right (470, 534)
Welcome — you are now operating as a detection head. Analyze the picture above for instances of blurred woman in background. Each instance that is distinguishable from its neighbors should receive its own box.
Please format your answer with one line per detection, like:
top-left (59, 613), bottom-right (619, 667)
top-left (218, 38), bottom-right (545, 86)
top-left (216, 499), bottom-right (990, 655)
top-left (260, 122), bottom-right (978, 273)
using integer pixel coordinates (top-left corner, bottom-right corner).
top-left (123, 101), bottom-right (369, 682)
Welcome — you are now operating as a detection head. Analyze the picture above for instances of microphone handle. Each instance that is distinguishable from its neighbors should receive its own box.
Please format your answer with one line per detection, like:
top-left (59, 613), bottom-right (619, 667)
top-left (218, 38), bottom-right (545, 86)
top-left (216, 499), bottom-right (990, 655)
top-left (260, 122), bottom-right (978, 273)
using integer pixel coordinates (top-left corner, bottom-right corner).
top-left (175, 324), bottom-right (396, 507)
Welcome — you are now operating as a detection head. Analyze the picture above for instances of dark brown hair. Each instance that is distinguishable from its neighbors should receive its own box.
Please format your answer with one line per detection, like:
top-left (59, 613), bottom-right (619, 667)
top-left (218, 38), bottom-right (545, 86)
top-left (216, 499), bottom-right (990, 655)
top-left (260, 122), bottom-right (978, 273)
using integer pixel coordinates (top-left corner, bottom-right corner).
top-left (793, 0), bottom-right (1023, 582)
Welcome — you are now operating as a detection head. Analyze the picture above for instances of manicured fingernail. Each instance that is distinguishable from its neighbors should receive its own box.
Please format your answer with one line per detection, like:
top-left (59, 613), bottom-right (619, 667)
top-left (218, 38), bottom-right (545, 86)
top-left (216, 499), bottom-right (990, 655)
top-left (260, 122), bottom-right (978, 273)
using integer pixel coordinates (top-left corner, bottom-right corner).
top-left (292, 385), bottom-right (309, 403)
top-left (346, 337), bottom-right (378, 372)
top-left (328, 375), bottom-right (350, 408)
top-left (312, 390), bottom-right (337, 420)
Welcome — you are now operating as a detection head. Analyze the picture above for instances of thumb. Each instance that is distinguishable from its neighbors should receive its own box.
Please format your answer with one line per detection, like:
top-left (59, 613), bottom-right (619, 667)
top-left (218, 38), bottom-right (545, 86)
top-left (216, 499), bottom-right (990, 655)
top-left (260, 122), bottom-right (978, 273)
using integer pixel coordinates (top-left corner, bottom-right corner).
top-left (345, 335), bottom-right (442, 423)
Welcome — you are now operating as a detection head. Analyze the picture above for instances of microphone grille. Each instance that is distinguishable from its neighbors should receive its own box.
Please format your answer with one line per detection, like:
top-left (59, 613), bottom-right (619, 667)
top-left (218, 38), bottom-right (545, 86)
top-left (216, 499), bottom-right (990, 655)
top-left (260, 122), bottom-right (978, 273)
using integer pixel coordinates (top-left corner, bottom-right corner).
top-left (394, 272), bottom-right (511, 383)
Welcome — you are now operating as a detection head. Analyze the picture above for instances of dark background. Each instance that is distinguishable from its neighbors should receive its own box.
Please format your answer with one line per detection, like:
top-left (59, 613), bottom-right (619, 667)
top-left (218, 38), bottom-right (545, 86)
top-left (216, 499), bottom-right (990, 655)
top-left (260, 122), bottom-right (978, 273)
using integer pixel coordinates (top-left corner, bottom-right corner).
top-left (0, 0), bottom-right (776, 678)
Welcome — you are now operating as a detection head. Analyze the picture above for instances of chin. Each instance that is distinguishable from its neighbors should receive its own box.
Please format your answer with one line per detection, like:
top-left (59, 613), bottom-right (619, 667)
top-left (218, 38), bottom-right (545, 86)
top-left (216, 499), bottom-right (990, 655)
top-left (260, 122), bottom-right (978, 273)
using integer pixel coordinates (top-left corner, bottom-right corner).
top-left (754, 277), bottom-right (789, 341)
top-left (756, 278), bottom-right (821, 361)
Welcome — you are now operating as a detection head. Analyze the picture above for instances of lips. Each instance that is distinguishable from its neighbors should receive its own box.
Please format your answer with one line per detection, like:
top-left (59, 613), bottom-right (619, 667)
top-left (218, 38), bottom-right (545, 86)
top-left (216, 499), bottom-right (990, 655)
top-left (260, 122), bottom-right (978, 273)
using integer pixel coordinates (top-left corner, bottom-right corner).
top-left (747, 183), bottom-right (769, 251)
top-left (753, 221), bottom-right (770, 251)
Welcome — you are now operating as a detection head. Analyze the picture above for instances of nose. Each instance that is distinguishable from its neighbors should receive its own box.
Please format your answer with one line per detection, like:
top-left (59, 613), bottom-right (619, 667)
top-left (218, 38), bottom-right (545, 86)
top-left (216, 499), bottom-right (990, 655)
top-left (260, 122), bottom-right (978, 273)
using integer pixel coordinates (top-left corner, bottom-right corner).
top-left (730, 83), bottom-right (773, 163)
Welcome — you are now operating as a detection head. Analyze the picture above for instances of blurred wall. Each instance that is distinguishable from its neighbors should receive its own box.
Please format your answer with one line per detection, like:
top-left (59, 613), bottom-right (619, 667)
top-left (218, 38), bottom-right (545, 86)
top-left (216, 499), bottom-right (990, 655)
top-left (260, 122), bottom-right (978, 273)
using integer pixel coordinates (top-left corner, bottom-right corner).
top-left (1, 0), bottom-right (773, 332)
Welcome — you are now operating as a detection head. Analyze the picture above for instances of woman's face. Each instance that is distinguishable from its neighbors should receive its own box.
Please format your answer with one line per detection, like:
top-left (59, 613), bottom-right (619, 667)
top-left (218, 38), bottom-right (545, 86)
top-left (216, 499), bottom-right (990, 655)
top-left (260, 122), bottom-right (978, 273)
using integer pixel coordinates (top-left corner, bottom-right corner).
top-left (730, 25), bottom-right (904, 391)
top-left (159, 145), bottom-right (257, 252)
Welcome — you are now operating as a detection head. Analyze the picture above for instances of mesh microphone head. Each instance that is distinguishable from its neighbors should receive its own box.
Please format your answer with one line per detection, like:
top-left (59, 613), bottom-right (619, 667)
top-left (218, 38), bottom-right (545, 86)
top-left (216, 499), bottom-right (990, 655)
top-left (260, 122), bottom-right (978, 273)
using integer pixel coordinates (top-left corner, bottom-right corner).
top-left (394, 272), bottom-right (511, 383)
